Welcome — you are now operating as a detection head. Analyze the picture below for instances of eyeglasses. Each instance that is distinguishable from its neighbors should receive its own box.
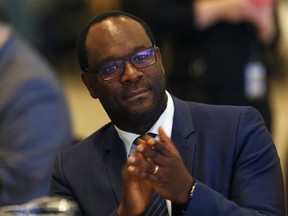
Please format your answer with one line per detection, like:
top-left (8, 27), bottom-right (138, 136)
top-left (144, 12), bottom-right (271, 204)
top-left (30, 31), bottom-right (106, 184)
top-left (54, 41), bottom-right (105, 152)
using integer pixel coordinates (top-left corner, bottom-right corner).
top-left (85, 46), bottom-right (157, 81)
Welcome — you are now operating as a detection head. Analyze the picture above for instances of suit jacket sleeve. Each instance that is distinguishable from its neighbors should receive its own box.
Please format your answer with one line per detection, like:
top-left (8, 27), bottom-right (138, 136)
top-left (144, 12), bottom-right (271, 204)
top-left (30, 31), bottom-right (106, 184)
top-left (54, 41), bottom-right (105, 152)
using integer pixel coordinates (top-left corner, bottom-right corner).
top-left (184, 107), bottom-right (285, 215)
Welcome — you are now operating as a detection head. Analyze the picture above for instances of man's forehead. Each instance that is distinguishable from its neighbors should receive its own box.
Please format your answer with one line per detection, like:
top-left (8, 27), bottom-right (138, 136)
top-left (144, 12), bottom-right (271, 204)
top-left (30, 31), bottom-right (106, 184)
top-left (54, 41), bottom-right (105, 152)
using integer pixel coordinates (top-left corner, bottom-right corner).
top-left (90, 16), bottom-right (142, 34)
top-left (87, 17), bottom-right (150, 47)
top-left (85, 16), bottom-right (152, 66)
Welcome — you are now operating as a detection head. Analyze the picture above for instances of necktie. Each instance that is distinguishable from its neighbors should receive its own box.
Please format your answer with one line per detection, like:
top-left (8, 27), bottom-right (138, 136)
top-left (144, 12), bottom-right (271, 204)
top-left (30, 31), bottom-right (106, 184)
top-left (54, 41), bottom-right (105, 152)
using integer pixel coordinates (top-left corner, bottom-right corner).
top-left (144, 191), bottom-right (169, 216)
top-left (129, 133), bottom-right (169, 216)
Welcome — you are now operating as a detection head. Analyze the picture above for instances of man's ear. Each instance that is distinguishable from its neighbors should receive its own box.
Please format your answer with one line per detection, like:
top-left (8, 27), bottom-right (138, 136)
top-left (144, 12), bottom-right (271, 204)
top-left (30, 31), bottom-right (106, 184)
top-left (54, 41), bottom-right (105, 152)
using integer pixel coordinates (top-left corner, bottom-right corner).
top-left (81, 72), bottom-right (99, 99)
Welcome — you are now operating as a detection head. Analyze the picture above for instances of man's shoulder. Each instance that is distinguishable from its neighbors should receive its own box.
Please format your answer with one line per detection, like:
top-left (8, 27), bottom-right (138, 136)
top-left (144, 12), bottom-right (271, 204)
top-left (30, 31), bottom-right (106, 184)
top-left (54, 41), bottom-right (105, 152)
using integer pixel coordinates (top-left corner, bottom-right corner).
top-left (173, 96), bottom-right (256, 116)
top-left (61, 122), bottom-right (114, 155)
top-left (173, 97), bottom-right (263, 127)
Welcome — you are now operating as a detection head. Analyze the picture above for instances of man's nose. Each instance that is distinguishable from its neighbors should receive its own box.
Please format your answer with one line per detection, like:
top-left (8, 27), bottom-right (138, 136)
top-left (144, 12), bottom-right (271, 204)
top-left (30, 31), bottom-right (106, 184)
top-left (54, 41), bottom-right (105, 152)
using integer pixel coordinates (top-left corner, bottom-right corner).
top-left (120, 61), bottom-right (143, 84)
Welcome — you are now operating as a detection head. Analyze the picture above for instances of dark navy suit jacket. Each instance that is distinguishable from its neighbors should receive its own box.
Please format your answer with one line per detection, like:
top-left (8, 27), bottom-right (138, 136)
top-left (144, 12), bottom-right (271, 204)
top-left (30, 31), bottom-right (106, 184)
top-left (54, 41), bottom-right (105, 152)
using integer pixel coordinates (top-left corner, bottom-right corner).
top-left (50, 97), bottom-right (285, 215)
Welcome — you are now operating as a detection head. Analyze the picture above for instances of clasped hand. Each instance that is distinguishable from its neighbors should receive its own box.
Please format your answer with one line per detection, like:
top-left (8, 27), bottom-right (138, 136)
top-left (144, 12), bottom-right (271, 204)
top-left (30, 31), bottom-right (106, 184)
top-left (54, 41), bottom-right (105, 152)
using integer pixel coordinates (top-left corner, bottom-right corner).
top-left (118, 127), bottom-right (194, 216)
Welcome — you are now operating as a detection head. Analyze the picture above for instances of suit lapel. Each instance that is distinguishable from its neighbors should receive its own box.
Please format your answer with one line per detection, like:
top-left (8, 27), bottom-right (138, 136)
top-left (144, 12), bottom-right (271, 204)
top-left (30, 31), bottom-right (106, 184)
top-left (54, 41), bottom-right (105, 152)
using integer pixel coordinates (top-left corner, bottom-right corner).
top-left (103, 126), bottom-right (127, 204)
top-left (171, 96), bottom-right (196, 174)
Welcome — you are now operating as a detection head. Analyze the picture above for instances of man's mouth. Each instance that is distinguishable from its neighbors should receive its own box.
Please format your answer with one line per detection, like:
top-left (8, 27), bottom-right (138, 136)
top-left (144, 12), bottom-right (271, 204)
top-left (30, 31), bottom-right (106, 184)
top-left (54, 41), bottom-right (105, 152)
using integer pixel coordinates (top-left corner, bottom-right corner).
top-left (124, 88), bottom-right (149, 99)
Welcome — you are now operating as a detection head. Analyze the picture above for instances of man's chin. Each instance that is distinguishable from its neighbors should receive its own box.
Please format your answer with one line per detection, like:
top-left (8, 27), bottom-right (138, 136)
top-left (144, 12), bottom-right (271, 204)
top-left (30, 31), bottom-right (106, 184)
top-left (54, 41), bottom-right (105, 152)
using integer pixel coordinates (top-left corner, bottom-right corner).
top-left (126, 104), bottom-right (153, 121)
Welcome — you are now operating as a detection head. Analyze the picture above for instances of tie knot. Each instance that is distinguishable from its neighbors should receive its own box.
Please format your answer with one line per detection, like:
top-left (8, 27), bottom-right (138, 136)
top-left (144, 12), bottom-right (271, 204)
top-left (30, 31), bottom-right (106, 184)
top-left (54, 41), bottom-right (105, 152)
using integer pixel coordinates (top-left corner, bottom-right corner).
top-left (146, 132), bottom-right (157, 138)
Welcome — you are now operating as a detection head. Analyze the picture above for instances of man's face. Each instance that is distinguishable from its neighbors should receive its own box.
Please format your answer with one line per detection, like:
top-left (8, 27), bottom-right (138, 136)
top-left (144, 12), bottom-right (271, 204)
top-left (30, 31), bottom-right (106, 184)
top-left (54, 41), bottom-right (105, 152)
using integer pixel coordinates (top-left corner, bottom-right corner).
top-left (82, 16), bottom-right (166, 129)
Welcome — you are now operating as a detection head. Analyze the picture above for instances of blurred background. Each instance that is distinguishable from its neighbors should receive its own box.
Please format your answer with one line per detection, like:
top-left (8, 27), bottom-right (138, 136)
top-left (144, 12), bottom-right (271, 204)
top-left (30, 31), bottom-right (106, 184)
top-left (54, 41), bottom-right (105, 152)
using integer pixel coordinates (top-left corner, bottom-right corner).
top-left (2, 0), bottom-right (287, 195)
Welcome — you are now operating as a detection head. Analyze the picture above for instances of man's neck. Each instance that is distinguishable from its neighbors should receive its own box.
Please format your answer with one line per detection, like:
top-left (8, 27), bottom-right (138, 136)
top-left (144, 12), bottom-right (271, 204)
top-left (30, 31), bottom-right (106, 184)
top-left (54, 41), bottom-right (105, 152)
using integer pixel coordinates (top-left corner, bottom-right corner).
top-left (114, 94), bottom-right (168, 135)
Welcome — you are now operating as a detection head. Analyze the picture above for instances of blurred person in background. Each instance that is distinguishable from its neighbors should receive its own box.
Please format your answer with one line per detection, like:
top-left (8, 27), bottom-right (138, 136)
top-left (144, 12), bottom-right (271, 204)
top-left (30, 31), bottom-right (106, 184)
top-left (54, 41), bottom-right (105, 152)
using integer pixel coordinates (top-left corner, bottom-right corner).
top-left (123, 0), bottom-right (281, 133)
top-left (0, 3), bottom-right (73, 206)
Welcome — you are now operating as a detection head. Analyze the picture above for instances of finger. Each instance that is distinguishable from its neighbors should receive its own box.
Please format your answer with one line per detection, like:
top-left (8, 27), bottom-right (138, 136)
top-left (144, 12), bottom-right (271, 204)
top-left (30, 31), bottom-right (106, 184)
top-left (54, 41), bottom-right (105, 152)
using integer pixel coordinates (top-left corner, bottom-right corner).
top-left (136, 143), bottom-right (159, 160)
top-left (140, 134), bottom-right (156, 143)
top-left (139, 164), bottom-right (160, 182)
top-left (127, 155), bottom-right (156, 175)
top-left (158, 127), bottom-right (180, 156)
top-left (128, 162), bottom-right (159, 182)
top-left (133, 137), bottom-right (152, 155)
top-left (139, 133), bottom-right (169, 155)
top-left (141, 133), bottom-right (170, 156)
top-left (134, 135), bottom-right (159, 156)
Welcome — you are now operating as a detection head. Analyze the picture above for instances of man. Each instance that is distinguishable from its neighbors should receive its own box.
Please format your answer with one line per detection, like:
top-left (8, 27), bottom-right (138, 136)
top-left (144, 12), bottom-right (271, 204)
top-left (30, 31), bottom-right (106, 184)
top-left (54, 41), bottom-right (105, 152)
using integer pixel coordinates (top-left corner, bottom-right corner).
top-left (50, 11), bottom-right (285, 215)
top-left (0, 6), bottom-right (73, 205)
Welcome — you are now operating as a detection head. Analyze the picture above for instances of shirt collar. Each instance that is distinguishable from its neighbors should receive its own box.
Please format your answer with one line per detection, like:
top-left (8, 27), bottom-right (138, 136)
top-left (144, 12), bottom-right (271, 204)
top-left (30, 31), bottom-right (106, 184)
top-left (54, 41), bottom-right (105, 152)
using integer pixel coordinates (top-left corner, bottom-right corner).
top-left (115, 91), bottom-right (174, 157)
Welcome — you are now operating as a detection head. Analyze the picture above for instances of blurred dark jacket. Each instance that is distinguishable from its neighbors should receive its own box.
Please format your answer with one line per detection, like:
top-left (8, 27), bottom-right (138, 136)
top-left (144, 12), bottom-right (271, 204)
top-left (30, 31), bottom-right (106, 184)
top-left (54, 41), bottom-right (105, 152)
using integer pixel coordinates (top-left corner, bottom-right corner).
top-left (0, 32), bottom-right (73, 206)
